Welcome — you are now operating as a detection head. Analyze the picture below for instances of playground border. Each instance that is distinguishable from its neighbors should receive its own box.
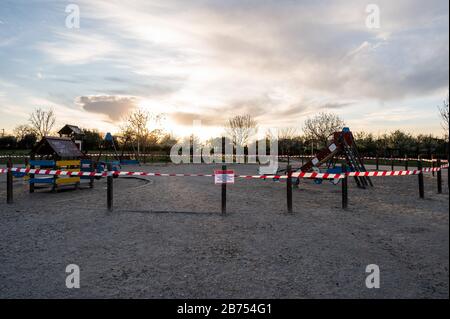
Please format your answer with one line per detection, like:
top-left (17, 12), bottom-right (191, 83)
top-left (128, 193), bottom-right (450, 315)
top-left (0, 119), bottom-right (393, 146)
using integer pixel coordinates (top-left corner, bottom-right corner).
top-left (1, 162), bottom-right (448, 213)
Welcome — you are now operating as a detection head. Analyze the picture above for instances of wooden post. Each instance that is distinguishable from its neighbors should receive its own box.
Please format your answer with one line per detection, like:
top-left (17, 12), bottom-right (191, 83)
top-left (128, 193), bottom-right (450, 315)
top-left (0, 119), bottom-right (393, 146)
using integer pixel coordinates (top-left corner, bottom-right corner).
top-left (286, 165), bottom-right (293, 213)
top-left (89, 162), bottom-right (95, 188)
top-left (375, 155), bottom-right (379, 171)
top-left (221, 164), bottom-right (226, 215)
top-left (437, 159), bottom-right (442, 194)
top-left (6, 158), bottom-right (13, 204)
top-left (342, 163), bottom-right (348, 209)
top-left (107, 163), bottom-right (113, 211)
top-left (222, 136), bottom-right (227, 164)
top-left (418, 160), bottom-right (424, 199)
top-left (29, 155), bottom-right (35, 193)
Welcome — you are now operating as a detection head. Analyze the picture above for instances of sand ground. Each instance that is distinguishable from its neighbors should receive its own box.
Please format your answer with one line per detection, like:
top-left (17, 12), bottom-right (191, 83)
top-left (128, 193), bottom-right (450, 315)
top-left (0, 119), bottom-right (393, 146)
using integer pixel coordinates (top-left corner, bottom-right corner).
top-left (0, 162), bottom-right (448, 298)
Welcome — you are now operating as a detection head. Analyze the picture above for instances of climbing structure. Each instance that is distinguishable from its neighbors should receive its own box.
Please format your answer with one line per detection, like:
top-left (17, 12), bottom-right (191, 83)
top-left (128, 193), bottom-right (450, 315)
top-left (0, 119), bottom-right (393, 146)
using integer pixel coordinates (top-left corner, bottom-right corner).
top-left (291, 128), bottom-right (372, 188)
top-left (95, 133), bottom-right (140, 167)
top-left (96, 132), bottom-right (121, 164)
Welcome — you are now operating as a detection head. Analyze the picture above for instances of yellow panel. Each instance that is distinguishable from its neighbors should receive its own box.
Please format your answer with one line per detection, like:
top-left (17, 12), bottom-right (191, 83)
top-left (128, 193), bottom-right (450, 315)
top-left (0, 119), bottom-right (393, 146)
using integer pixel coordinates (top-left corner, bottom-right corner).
top-left (56, 177), bottom-right (80, 185)
top-left (56, 160), bottom-right (80, 167)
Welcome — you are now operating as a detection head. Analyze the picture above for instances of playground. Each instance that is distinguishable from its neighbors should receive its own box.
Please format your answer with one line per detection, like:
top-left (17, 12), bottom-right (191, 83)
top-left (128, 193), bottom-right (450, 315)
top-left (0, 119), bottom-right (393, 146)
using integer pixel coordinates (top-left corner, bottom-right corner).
top-left (0, 162), bottom-right (448, 298)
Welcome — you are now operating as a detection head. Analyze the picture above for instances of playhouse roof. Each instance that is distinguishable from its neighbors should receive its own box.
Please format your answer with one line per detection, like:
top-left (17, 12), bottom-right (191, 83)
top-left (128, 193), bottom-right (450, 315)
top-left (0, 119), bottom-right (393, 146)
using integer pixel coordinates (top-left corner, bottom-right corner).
top-left (58, 124), bottom-right (84, 136)
top-left (31, 136), bottom-right (85, 159)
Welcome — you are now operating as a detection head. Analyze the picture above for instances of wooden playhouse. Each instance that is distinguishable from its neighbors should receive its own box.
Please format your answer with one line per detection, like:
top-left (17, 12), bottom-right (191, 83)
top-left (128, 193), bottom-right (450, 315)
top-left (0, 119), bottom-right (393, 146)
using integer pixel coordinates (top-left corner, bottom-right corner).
top-left (29, 136), bottom-right (94, 192)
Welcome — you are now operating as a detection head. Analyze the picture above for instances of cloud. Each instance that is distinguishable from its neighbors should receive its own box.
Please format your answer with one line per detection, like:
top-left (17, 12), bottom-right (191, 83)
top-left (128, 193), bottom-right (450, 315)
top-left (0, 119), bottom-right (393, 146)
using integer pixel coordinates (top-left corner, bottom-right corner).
top-left (171, 111), bottom-right (221, 126)
top-left (1, 0), bottom-right (448, 135)
top-left (39, 0), bottom-right (450, 103)
top-left (76, 95), bottom-right (138, 121)
top-left (171, 97), bottom-right (353, 127)
top-left (37, 31), bottom-right (117, 64)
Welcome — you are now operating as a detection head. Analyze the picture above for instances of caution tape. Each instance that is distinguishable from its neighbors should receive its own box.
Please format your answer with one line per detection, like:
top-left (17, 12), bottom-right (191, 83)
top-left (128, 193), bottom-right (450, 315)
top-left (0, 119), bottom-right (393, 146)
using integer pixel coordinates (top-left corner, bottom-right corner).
top-left (4, 168), bottom-right (106, 177)
top-left (0, 166), bottom-right (446, 180)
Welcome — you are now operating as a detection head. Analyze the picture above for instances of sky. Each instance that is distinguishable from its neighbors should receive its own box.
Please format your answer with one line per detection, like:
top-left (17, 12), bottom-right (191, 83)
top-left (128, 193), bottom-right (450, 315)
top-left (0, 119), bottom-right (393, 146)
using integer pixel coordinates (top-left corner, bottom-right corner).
top-left (0, 0), bottom-right (448, 140)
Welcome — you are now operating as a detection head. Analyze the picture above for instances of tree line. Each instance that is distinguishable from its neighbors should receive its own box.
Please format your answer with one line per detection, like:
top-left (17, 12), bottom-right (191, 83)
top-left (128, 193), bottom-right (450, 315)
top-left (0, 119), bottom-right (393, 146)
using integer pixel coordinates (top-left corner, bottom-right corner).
top-left (1, 98), bottom-right (449, 160)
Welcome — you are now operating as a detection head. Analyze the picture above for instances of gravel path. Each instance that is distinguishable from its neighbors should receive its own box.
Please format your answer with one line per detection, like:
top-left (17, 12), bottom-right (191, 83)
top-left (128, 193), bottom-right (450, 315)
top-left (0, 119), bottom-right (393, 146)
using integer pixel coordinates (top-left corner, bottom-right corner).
top-left (0, 163), bottom-right (448, 298)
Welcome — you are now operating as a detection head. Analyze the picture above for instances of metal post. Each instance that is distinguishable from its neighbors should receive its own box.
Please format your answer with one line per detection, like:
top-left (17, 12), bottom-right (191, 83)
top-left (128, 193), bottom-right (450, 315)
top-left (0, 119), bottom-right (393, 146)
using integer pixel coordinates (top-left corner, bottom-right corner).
top-left (391, 155), bottom-right (394, 171)
top-left (286, 165), bottom-right (293, 213)
top-left (221, 164), bottom-right (226, 215)
top-left (437, 159), bottom-right (442, 194)
top-left (29, 155), bottom-right (35, 193)
top-left (418, 160), bottom-right (424, 199)
top-left (107, 163), bottom-right (113, 211)
top-left (222, 136), bottom-right (226, 163)
top-left (6, 158), bottom-right (13, 204)
top-left (375, 155), bottom-right (379, 171)
top-left (342, 163), bottom-right (348, 209)
top-left (404, 155), bottom-right (408, 170)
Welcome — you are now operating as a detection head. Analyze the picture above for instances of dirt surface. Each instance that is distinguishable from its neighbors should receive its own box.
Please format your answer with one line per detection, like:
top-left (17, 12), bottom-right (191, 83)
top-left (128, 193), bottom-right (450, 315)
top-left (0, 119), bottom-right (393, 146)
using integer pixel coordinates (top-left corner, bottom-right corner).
top-left (0, 163), bottom-right (448, 298)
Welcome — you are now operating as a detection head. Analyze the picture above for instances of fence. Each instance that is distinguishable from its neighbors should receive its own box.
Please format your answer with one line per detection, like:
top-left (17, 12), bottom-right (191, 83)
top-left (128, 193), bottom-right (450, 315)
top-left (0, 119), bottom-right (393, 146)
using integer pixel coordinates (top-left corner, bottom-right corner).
top-left (1, 158), bottom-right (448, 214)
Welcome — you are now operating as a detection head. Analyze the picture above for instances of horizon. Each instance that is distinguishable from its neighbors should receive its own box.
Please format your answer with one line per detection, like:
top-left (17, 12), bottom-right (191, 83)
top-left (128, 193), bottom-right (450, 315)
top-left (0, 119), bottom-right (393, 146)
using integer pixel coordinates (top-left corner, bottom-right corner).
top-left (0, 0), bottom-right (449, 140)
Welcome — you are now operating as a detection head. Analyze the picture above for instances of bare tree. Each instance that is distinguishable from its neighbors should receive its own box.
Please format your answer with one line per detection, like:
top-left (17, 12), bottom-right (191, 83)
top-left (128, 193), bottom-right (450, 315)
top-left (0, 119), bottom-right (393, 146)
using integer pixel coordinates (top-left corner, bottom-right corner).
top-left (438, 95), bottom-right (449, 140)
top-left (278, 127), bottom-right (300, 155)
top-left (278, 127), bottom-right (298, 140)
top-left (121, 108), bottom-right (163, 154)
top-left (13, 124), bottom-right (34, 141)
top-left (29, 108), bottom-right (56, 139)
top-left (225, 115), bottom-right (258, 147)
top-left (303, 112), bottom-right (345, 148)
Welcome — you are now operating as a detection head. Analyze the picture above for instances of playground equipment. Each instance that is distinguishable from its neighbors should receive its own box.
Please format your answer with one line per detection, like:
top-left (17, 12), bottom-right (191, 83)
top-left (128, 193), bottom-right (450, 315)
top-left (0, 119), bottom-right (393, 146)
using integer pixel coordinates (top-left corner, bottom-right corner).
top-left (280, 127), bottom-right (373, 188)
top-left (28, 136), bottom-right (94, 192)
top-left (58, 124), bottom-right (85, 151)
top-left (95, 133), bottom-right (140, 169)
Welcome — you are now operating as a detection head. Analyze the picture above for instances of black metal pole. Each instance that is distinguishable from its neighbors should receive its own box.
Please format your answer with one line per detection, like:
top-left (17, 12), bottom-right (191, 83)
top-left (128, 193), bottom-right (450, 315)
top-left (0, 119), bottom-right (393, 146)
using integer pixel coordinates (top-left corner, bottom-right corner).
top-left (6, 158), bottom-right (13, 204)
top-left (107, 163), bottom-right (113, 211)
top-left (287, 164), bottom-right (293, 213)
top-left (221, 164), bottom-right (226, 215)
top-left (29, 155), bottom-right (35, 193)
top-left (418, 160), bottom-right (424, 199)
top-left (437, 159), bottom-right (442, 194)
top-left (342, 163), bottom-right (348, 209)
top-left (404, 155), bottom-right (408, 170)
top-left (89, 161), bottom-right (95, 188)
top-left (375, 155), bottom-right (379, 171)
top-left (391, 155), bottom-right (394, 171)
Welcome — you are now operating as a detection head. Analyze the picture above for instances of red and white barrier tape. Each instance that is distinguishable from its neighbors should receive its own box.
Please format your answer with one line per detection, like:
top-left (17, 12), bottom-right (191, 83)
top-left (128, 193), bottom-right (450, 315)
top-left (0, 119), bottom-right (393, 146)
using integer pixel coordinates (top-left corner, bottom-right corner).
top-left (0, 166), bottom-right (446, 180)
